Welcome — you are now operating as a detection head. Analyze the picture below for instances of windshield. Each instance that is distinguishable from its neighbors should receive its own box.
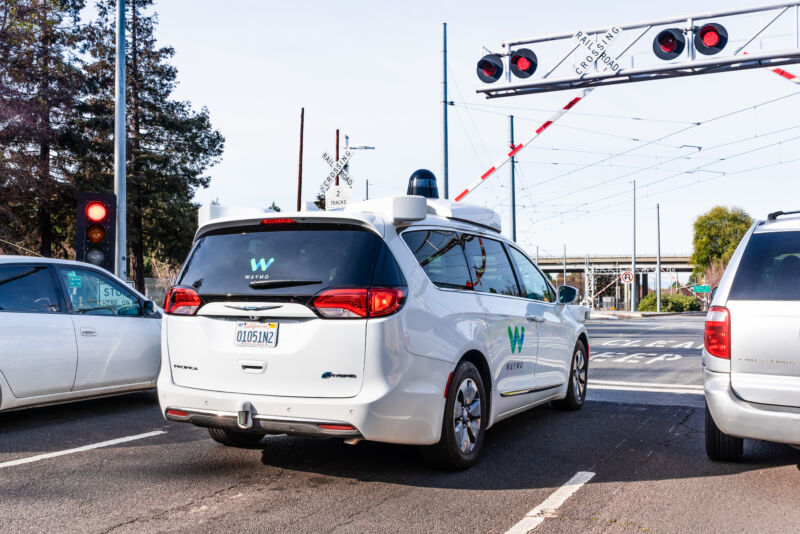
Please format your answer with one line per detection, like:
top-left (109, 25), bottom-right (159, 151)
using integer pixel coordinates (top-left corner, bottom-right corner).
top-left (178, 224), bottom-right (400, 298)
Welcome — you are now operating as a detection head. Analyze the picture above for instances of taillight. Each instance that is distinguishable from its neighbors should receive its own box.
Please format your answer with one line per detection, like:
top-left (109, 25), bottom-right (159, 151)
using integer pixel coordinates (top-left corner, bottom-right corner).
top-left (312, 287), bottom-right (406, 318)
top-left (369, 288), bottom-right (405, 317)
top-left (704, 306), bottom-right (730, 359)
top-left (163, 286), bottom-right (202, 315)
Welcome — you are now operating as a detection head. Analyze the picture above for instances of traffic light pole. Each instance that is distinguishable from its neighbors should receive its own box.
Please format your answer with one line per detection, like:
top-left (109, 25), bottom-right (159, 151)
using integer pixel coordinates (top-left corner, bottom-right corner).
top-left (631, 180), bottom-right (637, 312)
top-left (656, 203), bottom-right (662, 313)
top-left (442, 22), bottom-right (449, 199)
top-left (509, 115), bottom-right (516, 241)
top-left (114, 0), bottom-right (127, 279)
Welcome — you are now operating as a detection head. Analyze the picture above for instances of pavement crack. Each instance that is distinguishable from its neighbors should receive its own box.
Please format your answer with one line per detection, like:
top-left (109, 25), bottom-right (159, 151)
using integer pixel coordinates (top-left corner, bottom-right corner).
top-left (98, 476), bottom-right (262, 533)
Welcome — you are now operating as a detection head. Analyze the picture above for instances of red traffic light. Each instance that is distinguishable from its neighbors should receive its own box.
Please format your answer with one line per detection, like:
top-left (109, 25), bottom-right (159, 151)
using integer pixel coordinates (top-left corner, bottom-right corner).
top-left (509, 48), bottom-right (538, 79)
top-left (694, 23), bottom-right (727, 55)
top-left (476, 54), bottom-right (503, 84)
top-left (653, 28), bottom-right (685, 60)
top-left (86, 201), bottom-right (107, 222)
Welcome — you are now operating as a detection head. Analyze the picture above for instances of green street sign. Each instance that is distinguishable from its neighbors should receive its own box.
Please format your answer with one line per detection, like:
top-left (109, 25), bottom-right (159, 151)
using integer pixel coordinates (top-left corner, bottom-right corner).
top-left (694, 285), bottom-right (711, 293)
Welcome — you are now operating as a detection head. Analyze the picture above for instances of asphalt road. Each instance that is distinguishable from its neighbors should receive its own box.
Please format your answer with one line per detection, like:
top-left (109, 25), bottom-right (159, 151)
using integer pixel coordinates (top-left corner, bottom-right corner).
top-left (2, 314), bottom-right (799, 534)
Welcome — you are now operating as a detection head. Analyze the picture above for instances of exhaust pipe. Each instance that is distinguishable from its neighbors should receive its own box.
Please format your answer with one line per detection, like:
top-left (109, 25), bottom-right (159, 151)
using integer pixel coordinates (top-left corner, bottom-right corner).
top-left (236, 401), bottom-right (253, 430)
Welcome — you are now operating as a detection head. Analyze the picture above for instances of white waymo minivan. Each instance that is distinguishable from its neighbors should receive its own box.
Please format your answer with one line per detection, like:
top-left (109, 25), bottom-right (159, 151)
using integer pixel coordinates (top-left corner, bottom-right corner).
top-left (158, 196), bottom-right (589, 469)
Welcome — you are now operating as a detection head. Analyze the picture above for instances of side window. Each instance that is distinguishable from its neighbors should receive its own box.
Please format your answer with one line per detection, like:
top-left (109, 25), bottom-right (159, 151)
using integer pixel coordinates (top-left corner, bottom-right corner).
top-left (401, 230), bottom-right (472, 290)
top-left (508, 247), bottom-right (556, 303)
top-left (0, 265), bottom-right (61, 313)
top-left (56, 267), bottom-right (141, 316)
top-left (462, 235), bottom-right (521, 297)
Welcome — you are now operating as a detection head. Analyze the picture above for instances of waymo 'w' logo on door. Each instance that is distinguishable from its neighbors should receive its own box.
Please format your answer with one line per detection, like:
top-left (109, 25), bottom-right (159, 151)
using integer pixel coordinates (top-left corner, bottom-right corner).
top-left (250, 257), bottom-right (275, 272)
top-left (508, 326), bottom-right (525, 354)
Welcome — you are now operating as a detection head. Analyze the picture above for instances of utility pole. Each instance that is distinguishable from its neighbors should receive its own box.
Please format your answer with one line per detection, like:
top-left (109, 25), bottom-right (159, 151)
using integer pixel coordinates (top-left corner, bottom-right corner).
top-left (535, 246), bottom-right (539, 264)
top-left (509, 115), bottom-right (516, 241)
top-left (297, 108), bottom-right (304, 211)
top-left (442, 22), bottom-right (449, 199)
top-left (631, 180), bottom-right (637, 312)
top-left (114, 0), bottom-right (126, 279)
top-left (656, 203), bottom-right (662, 313)
top-left (335, 129), bottom-right (340, 186)
top-left (366, 180), bottom-right (369, 200)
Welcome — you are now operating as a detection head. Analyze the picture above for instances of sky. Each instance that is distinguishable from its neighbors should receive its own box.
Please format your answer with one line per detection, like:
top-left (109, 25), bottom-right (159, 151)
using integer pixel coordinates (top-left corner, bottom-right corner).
top-left (135, 0), bottom-right (800, 260)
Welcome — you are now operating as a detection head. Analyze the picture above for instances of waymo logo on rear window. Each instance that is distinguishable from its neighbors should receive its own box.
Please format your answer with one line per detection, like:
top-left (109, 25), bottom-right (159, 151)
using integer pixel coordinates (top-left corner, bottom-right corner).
top-left (508, 326), bottom-right (525, 354)
top-left (250, 258), bottom-right (274, 272)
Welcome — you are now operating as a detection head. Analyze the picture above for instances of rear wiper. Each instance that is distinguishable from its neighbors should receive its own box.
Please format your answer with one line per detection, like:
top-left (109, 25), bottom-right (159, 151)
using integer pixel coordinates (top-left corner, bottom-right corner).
top-left (249, 279), bottom-right (322, 289)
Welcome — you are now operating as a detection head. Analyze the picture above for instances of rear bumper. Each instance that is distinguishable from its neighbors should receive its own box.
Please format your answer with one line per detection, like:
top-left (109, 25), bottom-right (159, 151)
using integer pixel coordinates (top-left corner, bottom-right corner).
top-left (704, 368), bottom-right (800, 445)
top-left (165, 408), bottom-right (361, 438)
top-left (157, 353), bottom-right (452, 446)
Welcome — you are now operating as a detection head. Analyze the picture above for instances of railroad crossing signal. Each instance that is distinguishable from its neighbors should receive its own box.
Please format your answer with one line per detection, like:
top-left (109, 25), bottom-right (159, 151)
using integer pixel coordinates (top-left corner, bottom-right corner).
top-left (76, 192), bottom-right (117, 272)
top-left (476, 3), bottom-right (800, 97)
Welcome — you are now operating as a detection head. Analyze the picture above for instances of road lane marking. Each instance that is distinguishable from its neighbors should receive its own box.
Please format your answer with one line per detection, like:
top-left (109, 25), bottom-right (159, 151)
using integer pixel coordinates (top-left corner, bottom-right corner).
top-left (590, 379), bottom-right (703, 395)
top-left (0, 430), bottom-right (166, 469)
top-left (504, 471), bottom-right (595, 534)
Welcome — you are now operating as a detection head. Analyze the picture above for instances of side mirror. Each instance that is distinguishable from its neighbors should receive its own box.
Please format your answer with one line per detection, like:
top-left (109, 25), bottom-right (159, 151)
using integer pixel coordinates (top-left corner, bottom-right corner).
top-left (558, 285), bottom-right (579, 304)
top-left (143, 300), bottom-right (156, 315)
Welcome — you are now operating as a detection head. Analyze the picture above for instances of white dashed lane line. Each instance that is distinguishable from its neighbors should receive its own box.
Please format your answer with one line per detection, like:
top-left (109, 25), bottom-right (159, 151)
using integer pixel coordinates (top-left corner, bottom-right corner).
top-left (504, 471), bottom-right (596, 534)
top-left (590, 379), bottom-right (704, 395)
top-left (0, 430), bottom-right (166, 469)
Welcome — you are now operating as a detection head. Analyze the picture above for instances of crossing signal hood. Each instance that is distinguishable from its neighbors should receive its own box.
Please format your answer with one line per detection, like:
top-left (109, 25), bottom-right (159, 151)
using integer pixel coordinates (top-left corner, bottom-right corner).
top-left (509, 48), bottom-right (537, 78)
top-left (653, 28), bottom-right (685, 60)
top-left (76, 192), bottom-right (116, 272)
top-left (476, 54), bottom-right (503, 83)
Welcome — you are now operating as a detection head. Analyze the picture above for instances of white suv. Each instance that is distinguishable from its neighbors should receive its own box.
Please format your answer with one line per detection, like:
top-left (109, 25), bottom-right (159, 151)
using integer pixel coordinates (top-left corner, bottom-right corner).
top-left (704, 210), bottom-right (800, 460)
top-left (158, 196), bottom-right (589, 469)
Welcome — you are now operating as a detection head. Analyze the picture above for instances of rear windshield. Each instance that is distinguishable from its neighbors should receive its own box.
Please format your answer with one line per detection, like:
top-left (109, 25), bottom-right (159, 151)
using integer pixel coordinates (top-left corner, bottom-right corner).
top-left (729, 230), bottom-right (800, 300)
top-left (178, 224), bottom-right (403, 298)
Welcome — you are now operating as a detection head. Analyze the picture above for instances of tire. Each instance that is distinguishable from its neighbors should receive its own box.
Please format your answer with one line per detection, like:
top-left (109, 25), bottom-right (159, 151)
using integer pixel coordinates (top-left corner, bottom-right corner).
top-left (553, 340), bottom-right (588, 411)
top-left (207, 427), bottom-right (266, 448)
top-left (421, 361), bottom-right (487, 470)
top-left (705, 403), bottom-right (743, 461)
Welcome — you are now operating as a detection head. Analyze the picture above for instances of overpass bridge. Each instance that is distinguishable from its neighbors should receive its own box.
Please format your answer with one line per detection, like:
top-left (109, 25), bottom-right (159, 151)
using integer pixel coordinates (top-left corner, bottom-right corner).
top-left (536, 255), bottom-right (693, 274)
top-left (535, 255), bottom-right (694, 310)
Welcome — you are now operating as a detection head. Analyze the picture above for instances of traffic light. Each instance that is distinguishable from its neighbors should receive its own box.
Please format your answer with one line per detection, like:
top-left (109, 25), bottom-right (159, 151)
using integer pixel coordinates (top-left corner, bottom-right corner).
top-left (653, 28), bottom-right (685, 60)
top-left (509, 48), bottom-right (538, 78)
top-left (76, 192), bottom-right (116, 272)
top-left (476, 54), bottom-right (503, 83)
top-left (695, 23), bottom-right (727, 55)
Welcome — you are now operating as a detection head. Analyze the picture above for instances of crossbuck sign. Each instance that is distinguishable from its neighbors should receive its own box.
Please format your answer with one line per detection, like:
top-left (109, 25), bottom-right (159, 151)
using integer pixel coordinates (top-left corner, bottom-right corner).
top-left (321, 150), bottom-right (353, 190)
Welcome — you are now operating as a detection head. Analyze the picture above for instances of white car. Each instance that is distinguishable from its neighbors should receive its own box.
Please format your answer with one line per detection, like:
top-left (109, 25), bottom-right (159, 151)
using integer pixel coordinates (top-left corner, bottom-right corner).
top-left (158, 196), bottom-right (589, 469)
top-left (704, 210), bottom-right (800, 460)
top-left (0, 256), bottom-right (162, 412)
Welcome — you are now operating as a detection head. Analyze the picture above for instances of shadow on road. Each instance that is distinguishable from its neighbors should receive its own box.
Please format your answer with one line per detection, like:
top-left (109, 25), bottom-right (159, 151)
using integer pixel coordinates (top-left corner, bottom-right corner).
top-left (251, 401), bottom-right (800, 490)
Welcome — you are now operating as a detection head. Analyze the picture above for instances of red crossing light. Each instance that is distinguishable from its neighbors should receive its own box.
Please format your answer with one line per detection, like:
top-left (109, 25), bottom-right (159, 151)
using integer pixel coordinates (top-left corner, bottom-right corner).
top-left (694, 23), bottom-right (727, 55)
top-left (653, 28), bottom-right (685, 60)
top-left (476, 54), bottom-right (504, 84)
top-left (509, 48), bottom-right (538, 79)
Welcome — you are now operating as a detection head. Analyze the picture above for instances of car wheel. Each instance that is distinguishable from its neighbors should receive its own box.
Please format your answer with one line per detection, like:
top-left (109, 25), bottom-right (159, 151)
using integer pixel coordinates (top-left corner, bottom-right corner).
top-left (705, 403), bottom-right (743, 461)
top-left (421, 361), bottom-right (487, 470)
top-left (553, 340), bottom-right (588, 411)
top-left (207, 427), bottom-right (266, 448)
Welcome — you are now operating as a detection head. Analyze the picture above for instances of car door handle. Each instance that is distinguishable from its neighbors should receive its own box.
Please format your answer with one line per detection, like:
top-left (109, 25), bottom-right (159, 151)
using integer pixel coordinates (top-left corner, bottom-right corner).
top-left (526, 315), bottom-right (545, 323)
top-left (80, 327), bottom-right (97, 337)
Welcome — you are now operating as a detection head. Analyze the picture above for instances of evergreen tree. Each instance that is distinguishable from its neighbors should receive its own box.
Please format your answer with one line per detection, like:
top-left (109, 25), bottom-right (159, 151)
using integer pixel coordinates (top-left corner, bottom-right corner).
top-left (77, 0), bottom-right (224, 289)
top-left (0, 0), bottom-right (86, 257)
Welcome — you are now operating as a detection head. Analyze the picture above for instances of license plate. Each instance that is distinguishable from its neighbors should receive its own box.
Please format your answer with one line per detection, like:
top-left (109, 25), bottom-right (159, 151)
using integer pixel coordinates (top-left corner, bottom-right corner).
top-left (234, 322), bottom-right (278, 348)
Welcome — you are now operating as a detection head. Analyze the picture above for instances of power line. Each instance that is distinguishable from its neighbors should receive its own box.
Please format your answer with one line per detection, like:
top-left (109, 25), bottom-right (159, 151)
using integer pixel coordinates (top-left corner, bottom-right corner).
top-left (517, 90), bottom-right (800, 192)
top-left (450, 100), bottom-right (699, 125)
top-left (523, 123), bottom-right (800, 208)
